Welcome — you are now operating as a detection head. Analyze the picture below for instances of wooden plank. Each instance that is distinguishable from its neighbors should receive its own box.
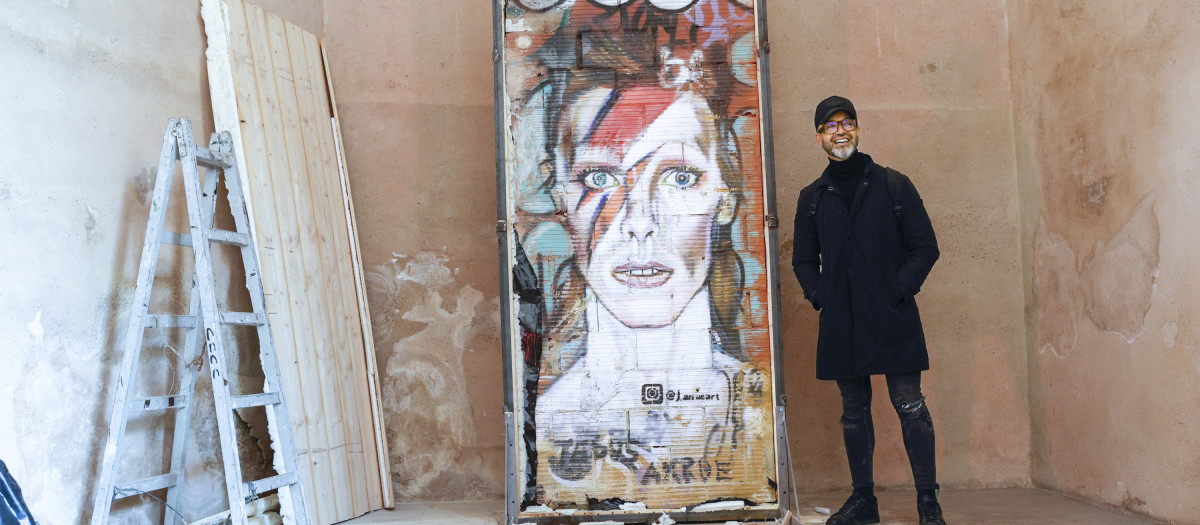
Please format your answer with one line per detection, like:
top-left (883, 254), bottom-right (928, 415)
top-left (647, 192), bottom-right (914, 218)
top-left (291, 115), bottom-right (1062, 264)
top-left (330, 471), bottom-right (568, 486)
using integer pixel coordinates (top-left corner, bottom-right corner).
top-left (256, 8), bottom-right (350, 523)
top-left (210, 0), bottom-right (322, 515)
top-left (270, 18), bottom-right (357, 519)
top-left (291, 29), bottom-right (372, 516)
top-left (241, 4), bottom-right (335, 523)
top-left (321, 85), bottom-right (382, 512)
top-left (301, 33), bottom-right (373, 515)
top-left (208, 0), bottom-right (391, 519)
top-left (202, 0), bottom-right (259, 255)
top-left (321, 38), bottom-right (393, 509)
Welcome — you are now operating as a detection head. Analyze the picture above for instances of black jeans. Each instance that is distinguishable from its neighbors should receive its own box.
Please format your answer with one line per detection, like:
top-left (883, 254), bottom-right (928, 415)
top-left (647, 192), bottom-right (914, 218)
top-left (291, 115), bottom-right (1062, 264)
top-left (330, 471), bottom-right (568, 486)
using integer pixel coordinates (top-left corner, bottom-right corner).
top-left (835, 372), bottom-right (938, 492)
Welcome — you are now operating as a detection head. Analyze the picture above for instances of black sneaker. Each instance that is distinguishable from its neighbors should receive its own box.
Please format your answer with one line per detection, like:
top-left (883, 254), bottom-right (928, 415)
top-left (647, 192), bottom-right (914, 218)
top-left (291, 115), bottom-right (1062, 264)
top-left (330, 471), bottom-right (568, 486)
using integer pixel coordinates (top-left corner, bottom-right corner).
top-left (917, 492), bottom-right (947, 525)
top-left (826, 491), bottom-right (880, 525)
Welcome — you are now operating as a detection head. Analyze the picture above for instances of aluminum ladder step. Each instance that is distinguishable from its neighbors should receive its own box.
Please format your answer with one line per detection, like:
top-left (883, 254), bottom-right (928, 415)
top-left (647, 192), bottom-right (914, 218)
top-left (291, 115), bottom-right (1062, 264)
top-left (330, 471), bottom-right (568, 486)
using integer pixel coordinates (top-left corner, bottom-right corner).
top-left (130, 395), bottom-right (189, 412)
top-left (160, 228), bottom-right (250, 247)
top-left (113, 473), bottom-right (179, 501)
top-left (232, 392), bottom-right (281, 409)
top-left (220, 311), bottom-right (267, 326)
top-left (244, 472), bottom-right (299, 501)
top-left (193, 145), bottom-right (232, 169)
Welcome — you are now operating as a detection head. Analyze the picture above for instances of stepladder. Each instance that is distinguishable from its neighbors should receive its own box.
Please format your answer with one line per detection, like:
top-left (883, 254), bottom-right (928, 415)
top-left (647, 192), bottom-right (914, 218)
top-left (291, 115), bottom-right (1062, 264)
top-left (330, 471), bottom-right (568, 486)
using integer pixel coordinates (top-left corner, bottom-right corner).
top-left (90, 118), bottom-right (310, 525)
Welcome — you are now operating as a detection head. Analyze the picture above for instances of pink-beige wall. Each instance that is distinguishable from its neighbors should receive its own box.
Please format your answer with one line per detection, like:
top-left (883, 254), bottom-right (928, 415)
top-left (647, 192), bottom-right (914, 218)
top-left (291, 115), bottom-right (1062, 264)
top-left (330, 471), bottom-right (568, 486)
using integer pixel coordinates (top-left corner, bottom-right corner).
top-left (1010, 1), bottom-right (1200, 522)
top-left (324, 0), bottom-right (1032, 503)
top-left (770, 0), bottom-right (1031, 492)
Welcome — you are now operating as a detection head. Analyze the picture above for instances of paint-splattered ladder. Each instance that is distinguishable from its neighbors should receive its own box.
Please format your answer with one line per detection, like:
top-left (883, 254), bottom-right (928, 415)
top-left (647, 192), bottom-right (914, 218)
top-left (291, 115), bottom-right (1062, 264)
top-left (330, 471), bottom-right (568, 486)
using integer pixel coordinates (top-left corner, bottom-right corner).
top-left (90, 118), bottom-right (310, 525)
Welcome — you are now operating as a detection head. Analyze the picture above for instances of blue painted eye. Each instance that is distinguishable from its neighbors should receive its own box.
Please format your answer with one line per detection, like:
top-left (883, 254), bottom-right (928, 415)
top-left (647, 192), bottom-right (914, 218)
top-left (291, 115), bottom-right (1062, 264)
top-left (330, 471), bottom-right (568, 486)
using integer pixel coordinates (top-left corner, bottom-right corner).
top-left (580, 169), bottom-right (620, 190)
top-left (662, 168), bottom-right (701, 189)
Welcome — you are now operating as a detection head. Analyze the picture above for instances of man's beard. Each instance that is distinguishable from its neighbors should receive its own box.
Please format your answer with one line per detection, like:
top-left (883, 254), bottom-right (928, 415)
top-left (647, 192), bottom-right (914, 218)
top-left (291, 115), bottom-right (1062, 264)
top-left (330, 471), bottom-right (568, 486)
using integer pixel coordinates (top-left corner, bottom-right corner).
top-left (824, 138), bottom-right (857, 160)
top-left (830, 144), bottom-right (856, 160)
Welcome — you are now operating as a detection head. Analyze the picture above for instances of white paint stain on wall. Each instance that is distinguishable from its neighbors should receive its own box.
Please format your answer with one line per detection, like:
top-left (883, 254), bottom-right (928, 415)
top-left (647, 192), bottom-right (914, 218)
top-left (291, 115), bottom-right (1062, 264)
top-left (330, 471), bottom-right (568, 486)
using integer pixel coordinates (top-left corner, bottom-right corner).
top-left (26, 310), bottom-right (44, 343)
top-left (1080, 196), bottom-right (1160, 342)
top-left (1033, 194), bottom-right (1161, 357)
top-left (367, 252), bottom-right (494, 499)
top-left (84, 203), bottom-right (99, 242)
top-left (1161, 321), bottom-right (1178, 348)
top-left (1033, 218), bottom-right (1081, 359)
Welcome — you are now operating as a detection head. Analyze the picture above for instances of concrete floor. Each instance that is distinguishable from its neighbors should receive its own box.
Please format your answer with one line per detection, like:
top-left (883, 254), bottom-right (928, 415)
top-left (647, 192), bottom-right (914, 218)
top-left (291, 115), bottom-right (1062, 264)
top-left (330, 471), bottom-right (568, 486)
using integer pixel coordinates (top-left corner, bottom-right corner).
top-left (337, 488), bottom-right (1163, 524)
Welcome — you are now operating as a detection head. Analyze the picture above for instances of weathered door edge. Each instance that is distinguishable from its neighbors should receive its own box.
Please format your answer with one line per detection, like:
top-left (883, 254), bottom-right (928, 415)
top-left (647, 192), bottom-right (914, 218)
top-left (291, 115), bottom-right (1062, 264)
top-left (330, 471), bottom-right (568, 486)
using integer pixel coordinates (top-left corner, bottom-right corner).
top-left (752, 0), bottom-right (795, 517)
top-left (493, 0), bottom-right (522, 523)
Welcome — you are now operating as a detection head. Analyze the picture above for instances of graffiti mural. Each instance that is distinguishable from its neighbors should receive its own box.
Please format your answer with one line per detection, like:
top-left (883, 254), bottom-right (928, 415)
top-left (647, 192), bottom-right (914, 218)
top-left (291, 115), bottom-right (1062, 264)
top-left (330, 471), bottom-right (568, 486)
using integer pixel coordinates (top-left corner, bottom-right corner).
top-left (500, 0), bottom-right (777, 513)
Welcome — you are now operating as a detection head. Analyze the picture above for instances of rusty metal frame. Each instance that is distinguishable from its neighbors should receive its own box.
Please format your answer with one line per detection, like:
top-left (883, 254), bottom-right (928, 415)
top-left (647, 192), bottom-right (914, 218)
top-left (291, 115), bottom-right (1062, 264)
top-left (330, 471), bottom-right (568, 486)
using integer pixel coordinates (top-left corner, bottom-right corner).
top-left (753, 0), bottom-right (796, 518)
top-left (493, 0), bottom-right (521, 523)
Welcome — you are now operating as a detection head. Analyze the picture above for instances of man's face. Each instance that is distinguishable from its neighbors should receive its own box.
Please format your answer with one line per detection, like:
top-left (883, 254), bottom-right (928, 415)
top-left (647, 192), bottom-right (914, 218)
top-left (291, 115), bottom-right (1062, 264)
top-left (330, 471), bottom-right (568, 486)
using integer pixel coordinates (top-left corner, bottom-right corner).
top-left (557, 89), bottom-right (734, 328)
top-left (815, 110), bottom-right (859, 161)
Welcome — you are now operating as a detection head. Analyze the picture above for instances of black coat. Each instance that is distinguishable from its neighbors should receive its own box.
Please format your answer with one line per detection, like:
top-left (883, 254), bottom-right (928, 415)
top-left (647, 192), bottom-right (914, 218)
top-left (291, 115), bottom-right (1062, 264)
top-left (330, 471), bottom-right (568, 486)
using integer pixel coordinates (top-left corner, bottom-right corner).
top-left (791, 154), bottom-right (939, 380)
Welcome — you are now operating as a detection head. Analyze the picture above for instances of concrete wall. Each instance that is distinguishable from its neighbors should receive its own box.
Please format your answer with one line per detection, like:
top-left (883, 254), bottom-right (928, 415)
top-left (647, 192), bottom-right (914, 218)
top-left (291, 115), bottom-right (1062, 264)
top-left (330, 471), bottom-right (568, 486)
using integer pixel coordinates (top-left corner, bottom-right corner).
top-left (1010, 1), bottom-right (1200, 522)
top-left (324, 0), bottom-right (1031, 503)
top-left (770, 0), bottom-right (1031, 492)
top-left (0, 1), bottom-right (320, 523)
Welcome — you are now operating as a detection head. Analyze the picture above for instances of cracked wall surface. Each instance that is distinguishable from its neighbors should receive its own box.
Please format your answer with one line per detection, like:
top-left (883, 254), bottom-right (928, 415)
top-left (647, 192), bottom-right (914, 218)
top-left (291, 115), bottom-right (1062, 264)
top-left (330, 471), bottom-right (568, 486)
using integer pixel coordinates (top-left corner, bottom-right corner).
top-left (0, 1), bottom-right (321, 523)
top-left (1011, 1), bottom-right (1200, 522)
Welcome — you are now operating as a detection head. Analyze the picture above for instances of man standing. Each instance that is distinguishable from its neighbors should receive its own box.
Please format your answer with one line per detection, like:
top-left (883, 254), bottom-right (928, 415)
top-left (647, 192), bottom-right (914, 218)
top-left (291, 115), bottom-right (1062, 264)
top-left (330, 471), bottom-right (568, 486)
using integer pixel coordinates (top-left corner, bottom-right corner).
top-left (791, 96), bottom-right (946, 525)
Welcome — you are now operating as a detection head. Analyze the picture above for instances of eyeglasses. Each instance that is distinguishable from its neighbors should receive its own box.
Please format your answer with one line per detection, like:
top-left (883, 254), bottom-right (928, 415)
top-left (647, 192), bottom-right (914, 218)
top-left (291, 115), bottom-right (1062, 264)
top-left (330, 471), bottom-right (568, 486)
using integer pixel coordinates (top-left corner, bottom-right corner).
top-left (820, 118), bottom-right (857, 134)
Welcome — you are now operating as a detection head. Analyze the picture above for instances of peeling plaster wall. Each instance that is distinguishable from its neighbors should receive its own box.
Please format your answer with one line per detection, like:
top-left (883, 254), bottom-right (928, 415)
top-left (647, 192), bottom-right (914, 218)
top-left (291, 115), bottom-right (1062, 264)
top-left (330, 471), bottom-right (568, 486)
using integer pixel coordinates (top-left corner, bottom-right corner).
top-left (324, 0), bottom-right (1031, 503)
top-left (0, 1), bottom-right (322, 523)
top-left (1010, 1), bottom-right (1200, 522)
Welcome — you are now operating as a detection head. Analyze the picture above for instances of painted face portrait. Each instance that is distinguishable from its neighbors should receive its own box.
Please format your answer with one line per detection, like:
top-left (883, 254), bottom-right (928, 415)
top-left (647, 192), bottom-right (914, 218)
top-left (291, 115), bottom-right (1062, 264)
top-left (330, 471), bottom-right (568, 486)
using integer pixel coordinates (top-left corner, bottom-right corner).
top-left (555, 86), bottom-right (738, 329)
top-left (501, 0), bottom-right (778, 514)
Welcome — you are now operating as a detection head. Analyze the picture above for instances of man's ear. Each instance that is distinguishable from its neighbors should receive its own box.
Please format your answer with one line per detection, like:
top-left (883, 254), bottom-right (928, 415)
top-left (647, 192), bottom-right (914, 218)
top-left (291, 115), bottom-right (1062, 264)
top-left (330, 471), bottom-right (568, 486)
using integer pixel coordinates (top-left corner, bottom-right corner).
top-left (814, 131), bottom-right (824, 147)
top-left (716, 193), bottom-right (737, 225)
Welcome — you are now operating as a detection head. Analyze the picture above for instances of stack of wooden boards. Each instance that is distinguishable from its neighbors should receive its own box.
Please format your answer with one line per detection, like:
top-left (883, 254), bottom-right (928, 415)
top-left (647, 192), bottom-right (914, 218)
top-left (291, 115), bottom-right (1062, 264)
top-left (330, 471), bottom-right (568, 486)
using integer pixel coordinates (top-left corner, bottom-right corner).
top-left (202, 1), bottom-right (391, 523)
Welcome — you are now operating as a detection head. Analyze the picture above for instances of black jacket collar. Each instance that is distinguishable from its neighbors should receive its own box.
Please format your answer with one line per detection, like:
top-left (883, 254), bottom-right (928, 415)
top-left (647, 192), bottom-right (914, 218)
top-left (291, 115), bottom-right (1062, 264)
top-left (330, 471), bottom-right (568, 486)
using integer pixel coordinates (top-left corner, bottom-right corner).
top-left (816, 152), bottom-right (878, 189)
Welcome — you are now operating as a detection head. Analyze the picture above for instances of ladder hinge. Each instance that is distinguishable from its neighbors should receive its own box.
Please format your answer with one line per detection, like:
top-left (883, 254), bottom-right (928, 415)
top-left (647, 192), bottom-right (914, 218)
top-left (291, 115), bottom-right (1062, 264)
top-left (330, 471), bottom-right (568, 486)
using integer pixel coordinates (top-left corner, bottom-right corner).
top-left (210, 131), bottom-right (234, 158)
top-left (496, 220), bottom-right (508, 233)
top-left (761, 40), bottom-right (771, 53)
top-left (766, 214), bottom-right (779, 229)
top-left (494, 48), bottom-right (501, 63)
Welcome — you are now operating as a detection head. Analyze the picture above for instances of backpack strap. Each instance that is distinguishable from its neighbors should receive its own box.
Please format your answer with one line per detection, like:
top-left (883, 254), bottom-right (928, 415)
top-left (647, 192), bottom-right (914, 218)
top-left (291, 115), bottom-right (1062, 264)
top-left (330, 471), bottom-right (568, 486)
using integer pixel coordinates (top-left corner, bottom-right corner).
top-left (807, 182), bottom-right (827, 217)
top-left (884, 167), bottom-right (906, 221)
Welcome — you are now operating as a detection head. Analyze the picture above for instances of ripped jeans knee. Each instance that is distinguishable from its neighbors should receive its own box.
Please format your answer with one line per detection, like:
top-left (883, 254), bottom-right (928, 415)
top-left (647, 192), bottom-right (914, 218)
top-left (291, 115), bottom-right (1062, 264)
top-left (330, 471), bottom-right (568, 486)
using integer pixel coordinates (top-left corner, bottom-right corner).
top-left (840, 405), bottom-right (872, 429)
top-left (893, 395), bottom-right (932, 422)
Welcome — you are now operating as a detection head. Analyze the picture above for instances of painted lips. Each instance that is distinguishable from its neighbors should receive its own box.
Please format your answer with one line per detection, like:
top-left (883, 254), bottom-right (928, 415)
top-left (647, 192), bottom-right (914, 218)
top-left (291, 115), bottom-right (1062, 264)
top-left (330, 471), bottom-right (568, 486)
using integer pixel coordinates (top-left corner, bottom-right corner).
top-left (612, 262), bottom-right (673, 288)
